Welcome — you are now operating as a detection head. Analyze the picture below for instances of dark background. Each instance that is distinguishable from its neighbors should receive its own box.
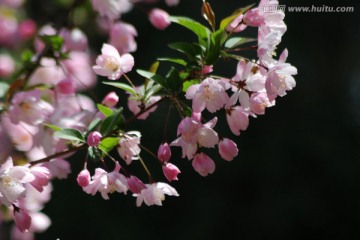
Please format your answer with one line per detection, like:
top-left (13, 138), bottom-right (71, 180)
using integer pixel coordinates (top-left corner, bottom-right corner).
top-left (23, 0), bottom-right (360, 239)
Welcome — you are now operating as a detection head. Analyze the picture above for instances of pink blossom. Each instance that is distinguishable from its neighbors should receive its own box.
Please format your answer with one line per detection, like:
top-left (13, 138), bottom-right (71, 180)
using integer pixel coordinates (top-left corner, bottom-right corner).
top-left (226, 106), bottom-right (249, 136)
top-left (249, 92), bottom-right (273, 115)
top-left (91, 0), bottom-right (132, 20)
top-left (0, 15), bottom-right (17, 46)
top-left (60, 28), bottom-right (88, 52)
top-left (186, 77), bottom-right (229, 113)
top-left (135, 182), bottom-right (179, 207)
top-left (265, 49), bottom-right (297, 101)
top-left (218, 138), bottom-right (238, 161)
top-left (0, 54), bottom-right (15, 77)
top-left (226, 14), bottom-right (247, 33)
top-left (83, 162), bottom-right (128, 199)
top-left (192, 153), bottom-right (215, 177)
top-left (149, 8), bottom-right (171, 30)
top-left (128, 95), bottom-right (161, 120)
top-left (77, 169), bottom-right (91, 187)
top-left (102, 92), bottom-right (119, 107)
top-left (87, 131), bottom-right (102, 147)
top-left (162, 163), bottom-right (180, 182)
top-left (165, 0), bottom-right (179, 6)
top-left (42, 158), bottom-right (71, 179)
top-left (0, 0), bottom-right (25, 8)
top-left (14, 208), bottom-right (32, 233)
top-left (29, 167), bottom-right (51, 192)
top-left (55, 79), bottom-right (75, 95)
top-left (93, 43), bottom-right (134, 80)
top-left (117, 131), bottom-right (141, 165)
top-left (244, 8), bottom-right (265, 27)
top-left (201, 65), bottom-right (213, 75)
top-left (157, 143), bottom-right (171, 163)
top-left (18, 19), bottom-right (37, 40)
top-left (127, 175), bottom-right (146, 194)
top-left (109, 22), bottom-right (137, 54)
top-left (170, 138), bottom-right (197, 160)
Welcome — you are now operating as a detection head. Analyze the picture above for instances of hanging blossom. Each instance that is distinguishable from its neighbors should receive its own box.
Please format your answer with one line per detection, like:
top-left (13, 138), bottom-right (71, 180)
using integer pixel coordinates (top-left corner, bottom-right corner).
top-left (93, 43), bottom-right (134, 80)
top-left (135, 182), bottom-right (179, 207)
top-left (117, 131), bottom-right (141, 165)
top-left (91, 0), bottom-right (133, 20)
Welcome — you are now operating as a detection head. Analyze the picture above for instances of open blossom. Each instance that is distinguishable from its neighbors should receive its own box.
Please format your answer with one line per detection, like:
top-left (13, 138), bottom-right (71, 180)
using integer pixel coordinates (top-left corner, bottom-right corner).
top-left (186, 78), bottom-right (229, 113)
top-left (249, 92), bottom-right (274, 115)
top-left (265, 49), bottom-right (297, 101)
top-left (135, 182), bottom-right (179, 207)
top-left (29, 166), bottom-right (51, 192)
top-left (218, 138), bottom-right (238, 161)
top-left (83, 162), bottom-right (128, 199)
top-left (226, 106), bottom-right (249, 136)
top-left (226, 14), bottom-right (247, 33)
top-left (93, 43), bottom-right (134, 80)
top-left (117, 131), bottom-right (141, 165)
top-left (192, 153), bottom-right (215, 177)
top-left (109, 22), bottom-right (137, 54)
top-left (149, 8), bottom-right (171, 30)
top-left (91, 0), bottom-right (132, 20)
top-left (60, 28), bottom-right (88, 52)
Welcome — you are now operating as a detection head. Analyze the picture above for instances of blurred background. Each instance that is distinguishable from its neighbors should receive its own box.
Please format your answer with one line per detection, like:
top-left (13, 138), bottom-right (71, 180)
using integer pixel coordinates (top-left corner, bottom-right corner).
top-left (6, 0), bottom-right (360, 239)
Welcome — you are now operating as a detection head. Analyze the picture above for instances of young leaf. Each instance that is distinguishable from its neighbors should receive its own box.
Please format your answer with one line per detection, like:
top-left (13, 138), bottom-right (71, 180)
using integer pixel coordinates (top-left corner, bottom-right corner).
top-left (224, 37), bottom-right (257, 49)
top-left (165, 67), bottom-right (182, 92)
top-left (88, 147), bottom-right (102, 162)
top-left (183, 79), bottom-right (199, 92)
top-left (54, 128), bottom-right (85, 142)
top-left (201, 1), bottom-right (216, 32)
top-left (97, 104), bottom-right (113, 117)
top-left (168, 42), bottom-right (200, 61)
top-left (145, 84), bottom-right (162, 102)
top-left (43, 123), bottom-right (63, 131)
top-left (88, 118), bottom-right (102, 132)
top-left (99, 137), bottom-right (119, 156)
top-left (103, 82), bottom-right (137, 96)
top-left (157, 58), bottom-right (187, 66)
top-left (100, 108), bottom-right (124, 136)
top-left (39, 35), bottom-right (64, 52)
top-left (137, 69), bottom-right (167, 88)
top-left (219, 4), bottom-right (255, 30)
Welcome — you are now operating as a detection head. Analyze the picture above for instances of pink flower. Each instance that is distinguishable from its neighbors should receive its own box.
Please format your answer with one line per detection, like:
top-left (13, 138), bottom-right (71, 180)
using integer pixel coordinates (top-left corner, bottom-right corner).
top-left (87, 131), bottom-right (102, 147)
top-left (249, 92), bottom-right (273, 115)
top-left (83, 162), bottom-right (128, 199)
top-left (226, 106), bottom-right (249, 136)
top-left (162, 163), bottom-right (180, 182)
top-left (18, 19), bottom-right (37, 40)
top-left (117, 131), bottom-right (141, 165)
top-left (201, 65), bottom-right (213, 75)
top-left (109, 22), bottom-right (137, 54)
top-left (93, 43), bottom-right (134, 80)
top-left (128, 95), bottom-right (161, 120)
top-left (157, 143), bottom-right (171, 163)
top-left (77, 169), bottom-right (91, 187)
top-left (29, 166), bottom-right (51, 192)
top-left (165, 0), bottom-right (179, 6)
top-left (218, 138), bottom-right (238, 161)
top-left (127, 175), bottom-right (146, 194)
top-left (60, 28), bottom-right (88, 52)
top-left (244, 8), bottom-right (265, 27)
top-left (135, 182), bottom-right (179, 207)
top-left (91, 0), bottom-right (132, 20)
top-left (226, 14), bottom-right (247, 33)
top-left (192, 153), bottom-right (215, 177)
top-left (42, 158), bottom-right (71, 179)
top-left (14, 208), bottom-right (32, 233)
top-left (55, 79), bottom-right (75, 95)
top-left (102, 91), bottom-right (119, 107)
top-left (186, 77), bottom-right (229, 113)
top-left (149, 8), bottom-right (171, 30)
top-left (0, 54), bottom-right (15, 77)
top-left (265, 49), bottom-right (297, 101)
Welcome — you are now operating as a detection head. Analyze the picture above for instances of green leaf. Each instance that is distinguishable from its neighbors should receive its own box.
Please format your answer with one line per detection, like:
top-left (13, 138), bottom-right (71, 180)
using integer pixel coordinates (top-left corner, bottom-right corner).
top-left (205, 30), bottom-right (226, 65)
top-left (137, 70), bottom-right (167, 88)
top-left (224, 37), bottom-right (257, 49)
top-left (169, 16), bottom-right (211, 47)
top-left (88, 118), bottom-right (102, 132)
top-left (88, 147), bottom-right (102, 162)
top-left (54, 128), bottom-right (85, 142)
top-left (157, 58), bottom-right (187, 66)
top-left (97, 104), bottom-right (113, 117)
top-left (182, 79), bottom-right (199, 92)
top-left (99, 137), bottom-right (119, 156)
top-left (0, 82), bottom-right (9, 99)
top-left (39, 35), bottom-right (64, 52)
top-left (144, 84), bottom-right (162, 102)
top-left (220, 4), bottom-right (255, 30)
top-left (100, 108), bottom-right (124, 136)
top-left (21, 49), bottom-right (34, 63)
top-left (103, 82), bottom-right (137, 96)
top-left (165, 67), bottom-right (182, 92)
top-left (168, 42), bottom-right (201, 61)
top-left (43, 123), bottom-right (63, 131)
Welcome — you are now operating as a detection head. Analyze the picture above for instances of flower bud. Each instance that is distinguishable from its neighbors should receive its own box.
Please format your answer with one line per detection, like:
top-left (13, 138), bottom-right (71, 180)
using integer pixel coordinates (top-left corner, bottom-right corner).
top-left (18, 19), bottom-right (37, 40)
top-left (127, 175), bottom-right (146, 194)
top-left (218, 138), bottom-right (238, 161)
top-left (87, 131), bottom-right (102, 147)
top-left (102, 91), bottom-right (119, 108)
top-left (56, 79), bottom-right (75, 95)
top-left (14, 208), bottom-right (31, 233)
top-left (149, 8), bottom-right (171, 30)
top-left (77, 169), bottom-right (91, 187)
top-left (158, 143), bottom-right (171, 163)
top-left (0, 54), bottom-right (15, 77)
top-left (162, 163), bottom-right (180, 182)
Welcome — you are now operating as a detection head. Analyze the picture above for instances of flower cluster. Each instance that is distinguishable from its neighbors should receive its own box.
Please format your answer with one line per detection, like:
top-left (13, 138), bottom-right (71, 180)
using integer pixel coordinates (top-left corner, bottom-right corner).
top-left (0, 0), bottom-right (296, 237)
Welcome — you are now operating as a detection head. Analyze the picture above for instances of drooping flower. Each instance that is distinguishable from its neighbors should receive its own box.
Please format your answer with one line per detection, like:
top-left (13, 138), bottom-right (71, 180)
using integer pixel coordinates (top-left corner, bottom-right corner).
top-left (218, 138), bottom-right (238, 161)
top-left (127, 175), bottom-right (146, 194)
top-left (135, 182), bottom-right (179, 207)
top-left (192, 153), bottom-right (215, 177)
top-left (77, 169), bottom-right (91, 188)
top-left (162, 163), bottom-right (180, 182)
top-left (117, 131), bottom-right (141, 165)
top-left (93, 43), bottom-right (134, 80)
top-left (13, 207), bottom-right (32, 233)
top-left (226, 106), bottom-right (249, 136)
top-left (157, 143), bottom-right (171, 163)
top-left (91, 0), bottom-right (132, 20)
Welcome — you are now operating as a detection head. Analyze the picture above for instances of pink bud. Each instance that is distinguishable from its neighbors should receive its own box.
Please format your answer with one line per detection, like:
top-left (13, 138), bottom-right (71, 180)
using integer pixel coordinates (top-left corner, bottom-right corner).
top-left (158, 143), bottom-right (171, 163)
top-left (77, 169), bottom-right (90, 187)
top-left (30, 166), bottom-right (51, 192)
top-left (192, 153), bottom-right (215, 177)
top-left (14, 208), bottom-right (31, 233)
top-left (0, 54), bottom-right (15, 77)
top-left (218, 138), bottom-right (238, 161)
top-left (102, 91), bottom-right (119, 108)
top-left (127, 175), bottom-right (146, 194)
top-left (149, 8), bottom-right (171, 30)
top-left (201, 65), bottom-right (213, 75)
top-left (56, 79), bottom-right (75, 95)
top-left (226, 14), bottom-right (247, 33)
top-left (87, 131), bottom-right (102, 147)
top-left (162, 163), bottom-right (180, 181)
top-left (18, 19), bottom-right (37, 40)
